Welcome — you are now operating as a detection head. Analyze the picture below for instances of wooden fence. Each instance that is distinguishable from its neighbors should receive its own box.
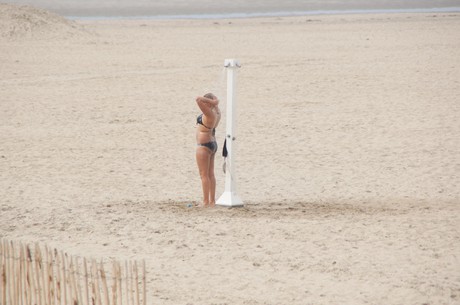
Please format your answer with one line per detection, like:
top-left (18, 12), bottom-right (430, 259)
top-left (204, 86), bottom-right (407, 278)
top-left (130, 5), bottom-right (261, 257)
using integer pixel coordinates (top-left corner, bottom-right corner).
top-left (0, 239), bottom-right (146, 305)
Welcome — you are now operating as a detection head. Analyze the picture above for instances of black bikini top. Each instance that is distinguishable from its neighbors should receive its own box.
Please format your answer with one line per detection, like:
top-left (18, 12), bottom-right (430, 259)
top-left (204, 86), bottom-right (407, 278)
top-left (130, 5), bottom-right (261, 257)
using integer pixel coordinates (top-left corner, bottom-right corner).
top-left (197, 114), bottom-right (216, 135)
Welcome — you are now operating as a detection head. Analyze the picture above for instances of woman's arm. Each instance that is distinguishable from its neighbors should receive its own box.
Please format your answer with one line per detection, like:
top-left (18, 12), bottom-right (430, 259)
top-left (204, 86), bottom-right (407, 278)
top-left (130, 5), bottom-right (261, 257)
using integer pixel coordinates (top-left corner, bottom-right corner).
top-left (196, 96), bottom-right (219, 116)
top-left (196, 96), bottom-right (219, 106)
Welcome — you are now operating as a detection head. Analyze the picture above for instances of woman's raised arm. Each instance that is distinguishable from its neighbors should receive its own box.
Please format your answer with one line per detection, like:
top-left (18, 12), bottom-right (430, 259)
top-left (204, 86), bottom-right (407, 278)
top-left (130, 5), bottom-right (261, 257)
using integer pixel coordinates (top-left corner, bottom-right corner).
top-left (196, 96), bottom-right (219, 116)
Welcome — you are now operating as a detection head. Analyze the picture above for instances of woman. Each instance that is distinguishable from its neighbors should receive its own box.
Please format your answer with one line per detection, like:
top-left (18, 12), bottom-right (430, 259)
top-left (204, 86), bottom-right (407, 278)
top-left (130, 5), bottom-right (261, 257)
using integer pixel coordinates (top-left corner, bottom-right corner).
top-left (195, 93), bottom-right (221, 207)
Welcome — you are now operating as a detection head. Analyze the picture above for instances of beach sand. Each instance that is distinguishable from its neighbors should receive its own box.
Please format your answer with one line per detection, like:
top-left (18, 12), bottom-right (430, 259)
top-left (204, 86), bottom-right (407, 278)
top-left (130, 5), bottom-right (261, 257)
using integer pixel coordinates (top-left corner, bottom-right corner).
top-left (1, 4), bottom-right (459, 304)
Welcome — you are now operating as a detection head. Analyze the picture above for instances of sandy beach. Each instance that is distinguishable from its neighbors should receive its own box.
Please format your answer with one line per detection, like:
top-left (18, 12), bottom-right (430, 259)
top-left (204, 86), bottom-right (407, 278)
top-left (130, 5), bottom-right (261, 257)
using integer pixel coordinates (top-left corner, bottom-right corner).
top-left (1, 3), bottom-right (459, 304)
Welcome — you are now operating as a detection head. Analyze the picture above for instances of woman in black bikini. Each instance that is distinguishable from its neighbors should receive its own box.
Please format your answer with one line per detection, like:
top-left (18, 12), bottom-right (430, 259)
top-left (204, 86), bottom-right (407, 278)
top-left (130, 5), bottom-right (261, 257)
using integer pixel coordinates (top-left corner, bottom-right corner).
top-left (196, 93), bottom-right (221, 207)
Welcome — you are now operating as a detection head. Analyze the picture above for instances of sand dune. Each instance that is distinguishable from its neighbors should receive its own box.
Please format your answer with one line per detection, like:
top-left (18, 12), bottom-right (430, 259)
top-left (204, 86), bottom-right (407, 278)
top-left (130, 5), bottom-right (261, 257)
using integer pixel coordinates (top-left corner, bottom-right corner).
top-left (0, 3), bottom-right (89, 39)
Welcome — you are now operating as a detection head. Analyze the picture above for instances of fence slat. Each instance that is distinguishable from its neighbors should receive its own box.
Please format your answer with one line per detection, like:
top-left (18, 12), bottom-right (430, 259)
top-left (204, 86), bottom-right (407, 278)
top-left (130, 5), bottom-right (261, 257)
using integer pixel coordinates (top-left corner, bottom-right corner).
top-left (6, 239), bottom-right (10, 305)
top-left (8, 241), bottom-right (12, 305)
top-left (142, 260), bottom-right (146, 305)
top-left (68, 256), bottom-right (74, 305)
top-left (117, 262), bottom-right (122, 305)
top-left (134, 261), bottom-right (139, 305)
top-left (84, 257), bottom-right (89, 305)
top-left (94, 259), bottom-right (104, 305)
top-left (19, 243), bottom-right (25, 305)
top-left (90, 259), bottom-right (96, 305)
top-left (112, 261), bottom-right (118, 305)
top-left (47, 247), bottom-right (55, 305)
top-left (19, 242), bottom-right (24, 305)
top-left (15, 242), bottom-right (20, 305)
top-left (25, 244), bottom-right (30, 305)
top-left (1, 240), bottom-right (6, 305)
top-left (75, 257), bottom-right (84, 305)
top-left (4, 240), bottom-right (9, 305)
top-left (13, 241), bottom-right (19, 305)
top-left (34, 243), bottom-right (42, 305)
top-left (100, 260), bottom-right (109, 305)
top-left (26, 245), bottom-right (32, 305)
top-left (125, 261), bottom-right (130, 305)
top-left (62, 252), bottom-right (68, 305)
top-left (53, 249), bottom-right (61, 305)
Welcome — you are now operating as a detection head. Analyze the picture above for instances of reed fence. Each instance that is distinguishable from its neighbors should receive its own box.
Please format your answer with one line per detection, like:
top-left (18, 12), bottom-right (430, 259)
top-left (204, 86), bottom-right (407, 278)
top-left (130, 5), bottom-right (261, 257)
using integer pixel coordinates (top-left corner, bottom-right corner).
top-left (0, 239), bottom-right (146, 305)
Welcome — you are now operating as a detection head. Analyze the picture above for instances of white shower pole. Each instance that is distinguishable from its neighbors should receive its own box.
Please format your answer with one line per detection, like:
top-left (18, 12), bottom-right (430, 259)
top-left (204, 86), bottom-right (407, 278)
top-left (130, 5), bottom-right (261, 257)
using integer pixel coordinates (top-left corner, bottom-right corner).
top-left (217, 59), bottom-right (243, 207)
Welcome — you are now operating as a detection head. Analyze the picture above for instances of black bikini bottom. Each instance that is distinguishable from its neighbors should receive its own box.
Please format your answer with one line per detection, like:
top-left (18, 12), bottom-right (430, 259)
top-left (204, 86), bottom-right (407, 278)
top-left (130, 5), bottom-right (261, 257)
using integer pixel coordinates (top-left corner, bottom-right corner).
top-left (197, 141), bottom-right (218, 153)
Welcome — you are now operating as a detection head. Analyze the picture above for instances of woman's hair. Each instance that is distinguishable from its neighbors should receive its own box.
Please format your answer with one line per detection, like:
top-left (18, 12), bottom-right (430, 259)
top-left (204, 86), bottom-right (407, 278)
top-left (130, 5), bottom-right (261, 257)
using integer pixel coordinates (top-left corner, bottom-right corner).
top-left (204, 93), bottom-right (216, 99)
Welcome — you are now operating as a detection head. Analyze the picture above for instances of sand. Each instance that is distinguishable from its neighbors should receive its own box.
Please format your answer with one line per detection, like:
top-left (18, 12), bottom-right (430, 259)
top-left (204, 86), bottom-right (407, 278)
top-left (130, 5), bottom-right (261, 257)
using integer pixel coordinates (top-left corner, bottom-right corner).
top-left (0, 4), bottom-right (459, 304)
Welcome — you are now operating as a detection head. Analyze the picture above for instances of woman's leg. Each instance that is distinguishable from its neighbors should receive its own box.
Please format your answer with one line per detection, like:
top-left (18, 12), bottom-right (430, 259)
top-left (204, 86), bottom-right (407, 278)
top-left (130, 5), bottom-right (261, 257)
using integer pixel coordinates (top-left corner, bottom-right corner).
top-left (196, 147), bottom-right (211, 206)
top-left (208, 152), bottom-right (216, 206)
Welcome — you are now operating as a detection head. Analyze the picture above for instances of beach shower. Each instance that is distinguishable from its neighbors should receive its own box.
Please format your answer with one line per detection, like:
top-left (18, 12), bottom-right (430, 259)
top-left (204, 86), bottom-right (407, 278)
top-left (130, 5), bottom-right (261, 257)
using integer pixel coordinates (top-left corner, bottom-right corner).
top-left (216, 59), bottom-right (244, 207)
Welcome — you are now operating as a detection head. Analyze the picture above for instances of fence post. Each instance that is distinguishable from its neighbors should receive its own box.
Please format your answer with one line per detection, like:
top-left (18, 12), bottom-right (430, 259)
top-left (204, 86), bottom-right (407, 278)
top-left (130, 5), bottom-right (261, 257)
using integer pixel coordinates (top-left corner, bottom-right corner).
top-left (33, 244), bottom-right (41, 305)
top-left (83, 257), bottom-right (89, 305)
top-left (10, 241), bottom-right (16, 305)
top-left (62, 252), bottom-right (68, 305)
top-left (133, 261), bottom-right (139, 305)
top-left (19, 243), bottom-right (24, 305)
top-left (100, 259), bottom-right (109, 305)
top-left (75, 257), bottom-right (84, 305)
top-left (117, 262), bottom-right (123, 305)
top-left (68, 257), bottom-right (77, 305)
top-left (111, 261), bottom-right (118, 305)
top-left (142, 260), bottom-right (146, 305)
top-left (26, 244), bottom-right (32, 305)
top-left (1, 240), bottom-right (6, 305)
